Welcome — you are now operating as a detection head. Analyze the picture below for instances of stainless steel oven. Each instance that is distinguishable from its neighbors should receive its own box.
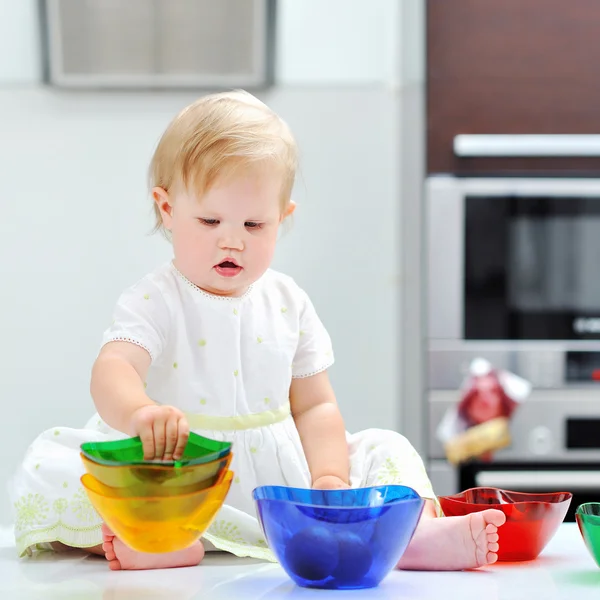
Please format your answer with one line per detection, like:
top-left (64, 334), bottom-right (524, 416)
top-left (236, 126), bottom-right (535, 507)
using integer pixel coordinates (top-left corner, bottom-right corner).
top-left (428, 175), bottom-right (600, 343)
top-left (426, 175), bottom-right (600, 520)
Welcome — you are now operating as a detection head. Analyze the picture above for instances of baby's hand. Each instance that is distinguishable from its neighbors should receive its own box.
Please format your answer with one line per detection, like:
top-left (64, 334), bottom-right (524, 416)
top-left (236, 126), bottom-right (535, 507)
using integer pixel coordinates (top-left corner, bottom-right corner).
top-left (129, 404), bottom-right (190, 461)
top-left (312, 475), bottom-right (351, 490)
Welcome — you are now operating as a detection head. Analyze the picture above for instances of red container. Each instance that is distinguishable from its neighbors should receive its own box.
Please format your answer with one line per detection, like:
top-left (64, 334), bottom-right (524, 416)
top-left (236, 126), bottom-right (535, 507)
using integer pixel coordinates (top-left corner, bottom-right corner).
top-left (439, 487), bottom-right (572, 561)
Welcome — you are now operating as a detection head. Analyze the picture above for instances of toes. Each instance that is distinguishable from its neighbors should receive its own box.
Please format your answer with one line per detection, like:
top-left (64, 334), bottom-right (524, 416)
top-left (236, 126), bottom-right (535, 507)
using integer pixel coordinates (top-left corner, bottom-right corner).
top-left (483, 509), bottom-right (506, 527)
top-left (102, 537), bottom-right (116, 560)
top-left (101, 523), bottom-right (115, 541)
top-left (108, 558), bottom-right (122, 571)
top-left (485, 523), bottom-right (498, 534)
top-left (103, 542), bottom-right (116, 561)
top-left (486, 552), bottom-right (498, 565)
top-left (487, 532), bottom-right (499, 543)
top-left (104, 549), bottom-right (116, 561)
top-left (488, 542), bottom-right (499, 553)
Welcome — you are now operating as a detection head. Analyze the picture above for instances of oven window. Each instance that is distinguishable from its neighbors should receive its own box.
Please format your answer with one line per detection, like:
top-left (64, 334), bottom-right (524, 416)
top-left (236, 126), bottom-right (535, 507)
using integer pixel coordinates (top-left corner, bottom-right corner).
top-left (465, 196), bottom-right (600, 339)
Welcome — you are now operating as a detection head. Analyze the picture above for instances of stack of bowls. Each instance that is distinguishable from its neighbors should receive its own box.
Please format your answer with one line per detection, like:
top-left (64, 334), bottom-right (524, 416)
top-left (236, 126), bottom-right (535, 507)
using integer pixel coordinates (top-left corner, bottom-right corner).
top-left (80, 433), bottom-right (233, 553)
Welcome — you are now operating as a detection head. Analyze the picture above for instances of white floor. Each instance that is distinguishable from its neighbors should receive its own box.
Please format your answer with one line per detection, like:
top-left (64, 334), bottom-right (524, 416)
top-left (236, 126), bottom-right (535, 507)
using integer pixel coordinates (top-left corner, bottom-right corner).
top-left (0, 524), bottom-right (599, 599)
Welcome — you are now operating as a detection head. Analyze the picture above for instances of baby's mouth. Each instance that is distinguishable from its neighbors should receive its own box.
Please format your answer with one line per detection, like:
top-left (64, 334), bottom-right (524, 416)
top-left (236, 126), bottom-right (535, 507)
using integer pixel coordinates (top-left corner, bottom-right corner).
top-left (214, 260), bottom-right (243, 277)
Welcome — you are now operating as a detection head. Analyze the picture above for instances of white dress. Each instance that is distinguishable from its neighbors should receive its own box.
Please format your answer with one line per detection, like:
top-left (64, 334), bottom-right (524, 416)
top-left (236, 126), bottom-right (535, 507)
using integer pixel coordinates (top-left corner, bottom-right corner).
top-left (9, 263), bottom-right (436, 560)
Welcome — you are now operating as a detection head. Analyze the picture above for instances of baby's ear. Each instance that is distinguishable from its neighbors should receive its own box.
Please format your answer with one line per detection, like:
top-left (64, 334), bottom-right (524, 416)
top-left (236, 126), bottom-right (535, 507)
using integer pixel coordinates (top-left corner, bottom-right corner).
top-left (153, 187), bottom-right (174, 229)
top-left (281, 200), bottom-right (296, 220)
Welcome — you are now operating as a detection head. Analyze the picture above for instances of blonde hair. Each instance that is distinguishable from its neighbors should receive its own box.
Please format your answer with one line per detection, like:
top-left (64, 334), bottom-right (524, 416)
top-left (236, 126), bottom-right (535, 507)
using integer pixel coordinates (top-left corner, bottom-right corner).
top-left (149, 90), bottom-right (298, 233)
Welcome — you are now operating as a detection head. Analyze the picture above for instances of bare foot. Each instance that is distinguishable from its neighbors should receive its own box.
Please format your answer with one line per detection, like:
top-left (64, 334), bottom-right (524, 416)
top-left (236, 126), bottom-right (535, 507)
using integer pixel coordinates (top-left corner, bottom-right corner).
top-left (397, 509), bottom-right (506, 571)
top-left (101, 524), bottom-right (205, 571)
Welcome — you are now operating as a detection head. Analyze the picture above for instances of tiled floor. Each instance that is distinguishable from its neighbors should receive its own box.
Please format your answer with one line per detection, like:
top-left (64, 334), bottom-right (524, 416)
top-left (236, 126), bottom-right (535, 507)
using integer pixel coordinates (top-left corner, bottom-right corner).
top-left (1, 524), bottom-right (599, 599)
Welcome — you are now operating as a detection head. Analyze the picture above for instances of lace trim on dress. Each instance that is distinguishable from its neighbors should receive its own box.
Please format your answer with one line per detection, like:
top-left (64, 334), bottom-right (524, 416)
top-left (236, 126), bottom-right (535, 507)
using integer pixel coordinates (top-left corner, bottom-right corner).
top-left (170, 262), bottom-right (254, 302)
top-left (104, 337), bottom-right (154, 360)
top-left (291, 359), bottom-right (334, 379)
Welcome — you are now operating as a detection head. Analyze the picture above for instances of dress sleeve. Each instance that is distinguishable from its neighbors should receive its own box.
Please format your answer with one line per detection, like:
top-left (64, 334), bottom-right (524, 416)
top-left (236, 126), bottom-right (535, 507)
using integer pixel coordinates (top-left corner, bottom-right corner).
top-left (292, 287), bottom-right (334, 378)
top-left (101, 281), bottom-right (171, 361)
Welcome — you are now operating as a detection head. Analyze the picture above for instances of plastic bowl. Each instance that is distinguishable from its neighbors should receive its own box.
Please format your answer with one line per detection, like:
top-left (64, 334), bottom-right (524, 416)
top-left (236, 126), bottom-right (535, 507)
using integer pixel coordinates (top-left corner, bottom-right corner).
top-left (253, 485), bottom-right (424, 590)
top-left (80, 432), bottom-right (231, 467)
top-left (80, 453), bottom-right (231, 498)
top-left (576, 502), bottom-right (600, 567)
top-left (81, 470), bottom-right (233, 553)
top-left (80, 452), bottom-right (232, 497)
top-left (439, 487), bottom-right (572, 561)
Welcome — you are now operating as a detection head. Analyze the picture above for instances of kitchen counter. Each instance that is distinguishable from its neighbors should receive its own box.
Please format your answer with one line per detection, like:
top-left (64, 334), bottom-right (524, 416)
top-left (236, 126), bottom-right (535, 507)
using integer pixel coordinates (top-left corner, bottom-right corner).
top-left (0, 523), bottom-right (598, 599)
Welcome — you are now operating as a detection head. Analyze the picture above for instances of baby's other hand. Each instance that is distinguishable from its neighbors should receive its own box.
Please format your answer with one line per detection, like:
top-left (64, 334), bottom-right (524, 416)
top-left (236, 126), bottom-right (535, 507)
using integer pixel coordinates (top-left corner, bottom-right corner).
top-left (129, 405), bottom-right (190, 461)
top-left (312, 475), bottom-right (350, 490)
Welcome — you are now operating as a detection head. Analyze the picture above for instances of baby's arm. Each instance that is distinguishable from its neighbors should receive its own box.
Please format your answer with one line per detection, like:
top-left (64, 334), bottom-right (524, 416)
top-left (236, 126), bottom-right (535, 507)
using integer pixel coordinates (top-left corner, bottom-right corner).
top-left (91, 341), bottom-right (189, 460)
top-left (91, 341), bottom-right (153, 432)
top-left (290, 371), bottom-right (350, 489)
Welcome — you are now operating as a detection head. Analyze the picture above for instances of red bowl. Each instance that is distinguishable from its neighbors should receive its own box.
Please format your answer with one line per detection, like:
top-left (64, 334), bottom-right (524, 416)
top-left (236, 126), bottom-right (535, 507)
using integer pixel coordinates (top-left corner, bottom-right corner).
top-left (439, 487), bottom-right (572, 561)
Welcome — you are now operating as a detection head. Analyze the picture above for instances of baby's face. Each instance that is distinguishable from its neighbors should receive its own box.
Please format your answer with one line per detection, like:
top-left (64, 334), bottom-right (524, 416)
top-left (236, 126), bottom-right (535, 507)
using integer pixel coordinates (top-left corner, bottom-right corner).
top-left (157, 169), bottom-right (289, 297)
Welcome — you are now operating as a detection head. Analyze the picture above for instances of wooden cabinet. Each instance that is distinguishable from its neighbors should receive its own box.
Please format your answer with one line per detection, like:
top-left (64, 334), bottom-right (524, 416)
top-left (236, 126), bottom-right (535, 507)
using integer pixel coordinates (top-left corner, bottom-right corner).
top-left (427, 0), bottom-right (600, 174)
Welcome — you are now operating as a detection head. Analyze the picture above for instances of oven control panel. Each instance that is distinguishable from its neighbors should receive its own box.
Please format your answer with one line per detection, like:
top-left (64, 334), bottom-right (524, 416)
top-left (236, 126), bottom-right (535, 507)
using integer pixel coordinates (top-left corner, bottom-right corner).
top-left (566, 351), bottom-right (600, 383)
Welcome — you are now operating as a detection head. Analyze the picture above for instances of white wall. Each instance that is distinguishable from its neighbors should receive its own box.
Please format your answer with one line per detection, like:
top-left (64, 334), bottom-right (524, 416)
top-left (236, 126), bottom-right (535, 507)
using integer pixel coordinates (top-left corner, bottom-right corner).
top-left (0, 1), bottom-right (40, 84)
top-left (276, 0), bottom-right (400, 86)
top-left (270, 90), bottom-right (401, 433)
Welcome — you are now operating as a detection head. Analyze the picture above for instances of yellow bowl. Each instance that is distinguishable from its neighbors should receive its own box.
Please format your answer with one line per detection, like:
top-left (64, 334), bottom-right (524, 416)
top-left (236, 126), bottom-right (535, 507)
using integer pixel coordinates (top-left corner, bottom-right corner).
top-left (80, 452), bottom-right (232, 497)
top-left (81, 470), bottom-right (233, 553)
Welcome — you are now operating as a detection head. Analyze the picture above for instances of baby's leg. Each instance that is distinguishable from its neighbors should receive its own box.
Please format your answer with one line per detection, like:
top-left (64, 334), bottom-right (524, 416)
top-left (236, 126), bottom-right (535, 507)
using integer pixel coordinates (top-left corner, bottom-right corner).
top-left (50, 541), bottom-right (104, 556)
top-left (396, 500), bottom-right (506, 571)
top-left (101, 524), bottom-right (205, 571)
top-left (346, 429), bottom-right (506, 571)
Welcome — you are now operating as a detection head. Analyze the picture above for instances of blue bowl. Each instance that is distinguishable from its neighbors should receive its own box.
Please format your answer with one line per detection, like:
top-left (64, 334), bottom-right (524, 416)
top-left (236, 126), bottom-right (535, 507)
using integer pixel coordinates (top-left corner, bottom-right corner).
top-left (253, 485), bottom-right (424, 590)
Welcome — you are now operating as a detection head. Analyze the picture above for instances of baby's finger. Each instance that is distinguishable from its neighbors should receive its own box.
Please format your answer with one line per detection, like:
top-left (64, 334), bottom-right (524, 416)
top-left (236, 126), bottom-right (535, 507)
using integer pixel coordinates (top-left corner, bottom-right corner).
top-left (163, 417), bottom-right (179, 461)
top-left (153, 419), bottom-right (167, 460)
top-left (173, 417), bottom-right (190, 461)
top-left (139, 426), bottom-right (156, 461)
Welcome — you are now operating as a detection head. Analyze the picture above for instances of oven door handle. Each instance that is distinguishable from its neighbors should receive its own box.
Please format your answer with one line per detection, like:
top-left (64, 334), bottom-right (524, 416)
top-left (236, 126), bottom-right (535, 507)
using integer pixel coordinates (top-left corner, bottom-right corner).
top-left (453, 134), bottom-right (600, 157)
top-left (475, 470), bottom-right (600, 490)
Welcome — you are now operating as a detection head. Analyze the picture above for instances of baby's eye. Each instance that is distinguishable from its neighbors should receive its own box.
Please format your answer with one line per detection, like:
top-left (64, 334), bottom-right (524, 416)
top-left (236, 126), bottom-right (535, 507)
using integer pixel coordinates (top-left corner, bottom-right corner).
top-left (245, 221), bottom-right (263, 229)
top-left (199, 218), bottom-right (219, 226)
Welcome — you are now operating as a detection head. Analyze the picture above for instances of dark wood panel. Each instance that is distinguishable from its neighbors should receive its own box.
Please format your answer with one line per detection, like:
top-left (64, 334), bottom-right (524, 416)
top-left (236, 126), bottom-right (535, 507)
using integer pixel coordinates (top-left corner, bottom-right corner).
top-left (428, 77), bottom-right (600, 174)
top-left (428, 0), bottom-right (600, 81)
top-left (427, 0), bottom-right (600, 174)
top-left (429, 78), bottom-right (600, 134)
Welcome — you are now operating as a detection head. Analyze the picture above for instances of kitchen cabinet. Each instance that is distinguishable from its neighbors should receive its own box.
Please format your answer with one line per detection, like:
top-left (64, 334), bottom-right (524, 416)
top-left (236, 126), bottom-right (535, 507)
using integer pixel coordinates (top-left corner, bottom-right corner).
top-left (427, 0), bottom-right (600, 174)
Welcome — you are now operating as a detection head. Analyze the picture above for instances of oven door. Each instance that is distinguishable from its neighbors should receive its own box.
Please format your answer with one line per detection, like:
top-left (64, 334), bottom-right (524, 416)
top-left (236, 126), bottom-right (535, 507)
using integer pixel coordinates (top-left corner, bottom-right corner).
top-left (459, 462), bottom-right (600, 522)
top-left (427, 176), bottom-right (600, 341)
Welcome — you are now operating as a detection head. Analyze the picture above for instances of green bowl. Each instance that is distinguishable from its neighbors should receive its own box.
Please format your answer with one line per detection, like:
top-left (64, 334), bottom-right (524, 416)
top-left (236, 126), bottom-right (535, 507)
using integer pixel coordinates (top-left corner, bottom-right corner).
top-left (576, 503), bottom-right (600, 567)
top-left (81, 432), bottom-right (231, 467)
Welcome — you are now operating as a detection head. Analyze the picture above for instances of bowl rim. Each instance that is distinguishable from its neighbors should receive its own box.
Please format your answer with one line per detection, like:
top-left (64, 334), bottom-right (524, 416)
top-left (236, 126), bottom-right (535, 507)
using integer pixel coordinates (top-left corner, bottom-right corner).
top-left (80, 469), bottom-right (233, 501)
top-left (576, 502), bottom-right (600, 517)
top-left (79, 451), bottom-right (232, 473)
top-left (252, 484), bottom-right (424, 509)
top-left (439, 486), bottom-right (573, 506)
top-left (80, 432), bottom-right (232, 467)
top-left (80, 447), bottom-right (231, 467)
